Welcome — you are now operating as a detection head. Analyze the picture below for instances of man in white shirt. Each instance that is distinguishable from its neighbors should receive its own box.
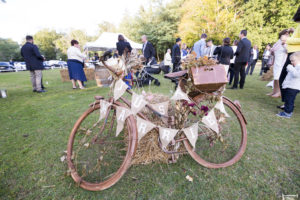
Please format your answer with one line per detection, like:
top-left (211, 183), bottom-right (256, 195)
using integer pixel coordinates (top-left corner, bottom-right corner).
top-left (246, 45), bottom-right (259, 75)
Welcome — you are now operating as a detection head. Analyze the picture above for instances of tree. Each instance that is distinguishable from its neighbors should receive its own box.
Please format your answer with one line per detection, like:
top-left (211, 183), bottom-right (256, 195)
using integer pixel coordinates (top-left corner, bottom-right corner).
top-left (98, 21), bottom-right (117, 35)
top-left (178, 0), bottom-right (298, 51)
top-left (234, 0), bottom-right (298, 50)
top-left (179, 0), bottom-right (236, 47)
top-left (119, 0), bottom-right (184, 59)
top-left (33, 29), bottom-right (63, 60)
top-left (54, 29), bottom-right (94, 60)
top-left (0, 38), bottom-right (21, 61)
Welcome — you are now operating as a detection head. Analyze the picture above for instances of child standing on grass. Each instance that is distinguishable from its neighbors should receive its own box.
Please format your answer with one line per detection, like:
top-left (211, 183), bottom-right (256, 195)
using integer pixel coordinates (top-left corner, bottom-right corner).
top-left (277, 52), bottom-right (300, 118)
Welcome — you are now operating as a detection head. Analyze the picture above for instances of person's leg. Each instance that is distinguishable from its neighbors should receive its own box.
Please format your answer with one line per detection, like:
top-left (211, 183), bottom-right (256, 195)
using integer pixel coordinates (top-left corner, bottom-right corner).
top-left (30, 70), bottom-right (37, 91)
top-left (239, 63), bottom-right (246, 89)
top-left (284, 89), bottom-right (299, 114)
top-left (272, 80), bottom-right (281, 98)
top-left (77, 80), bottom-right (84, 89)
top-left (260, 59), bottom-right (266, 75)
top-left (172, 63), bottom-right (179, 72)
top-left (229, 64), bottom-right (234, 85)
top-left (71, 79), bottom-right (77, 88)
top-left (35, 70), bottom-right (42, 91)
top-left (250, 59), bottom-right (257, 75)
top-left (232, 63), bottom-right (241, 88)
top-left (245, 62), bottom-right (251, 75)
top-left (279, 53), bottom-right (292, 103)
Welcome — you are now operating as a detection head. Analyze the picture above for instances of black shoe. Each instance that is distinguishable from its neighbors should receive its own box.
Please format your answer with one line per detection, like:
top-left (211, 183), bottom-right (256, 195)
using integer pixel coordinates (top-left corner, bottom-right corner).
top-left (277, 105), bottom-right (285, 110)
top-left (240, 87), bottom-right (244, 89)
top-left (33, 89), bottom-right (37, 92)
top-left (229, 87), bottom-right (238, 90)
top-left (154, 79), bottom-right (160, 86)
top-left (37, 89), bottom-right (47, 93)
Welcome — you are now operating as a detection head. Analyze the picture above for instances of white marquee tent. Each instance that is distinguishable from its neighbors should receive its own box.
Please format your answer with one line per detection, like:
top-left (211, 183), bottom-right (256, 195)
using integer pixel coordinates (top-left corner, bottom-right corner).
top-left (84, 32), bottom-right (142, 51)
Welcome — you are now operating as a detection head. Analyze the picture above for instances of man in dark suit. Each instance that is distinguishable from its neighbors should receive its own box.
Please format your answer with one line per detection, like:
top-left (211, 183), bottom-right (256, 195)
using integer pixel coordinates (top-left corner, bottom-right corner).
top-left (246, 45), bottom-right (259, 75)
top-left (21, 35), bottom-right (46, 93)
top-left (231, 30), bottom-right (252, 89)
top-left (172, 37), bottom-right (182, 72)
top-left (141, 35), bottom-right (157, 65)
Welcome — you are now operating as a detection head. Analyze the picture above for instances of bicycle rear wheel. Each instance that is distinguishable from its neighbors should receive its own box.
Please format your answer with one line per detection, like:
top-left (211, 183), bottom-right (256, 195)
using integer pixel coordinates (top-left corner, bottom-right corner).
top-left (184, 96), bottom-right (247, 168)
top-left (67, 102), bottom-right (137, 191)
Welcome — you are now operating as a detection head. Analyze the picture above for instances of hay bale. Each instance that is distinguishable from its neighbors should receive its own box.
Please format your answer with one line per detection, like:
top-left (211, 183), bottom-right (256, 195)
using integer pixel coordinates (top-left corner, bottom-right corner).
top-left (261, 66), bottom-right (273, 81)
top-left (127, 92), bottom-right (186, 165)
top-left (60, 69), bottom-right (70, 82)
top-left (59, 68), bottom-right (95, 82)
top-left (131, 129), bottom-right (170, 165)
top-left (84, 68), bottom-right (95, 81)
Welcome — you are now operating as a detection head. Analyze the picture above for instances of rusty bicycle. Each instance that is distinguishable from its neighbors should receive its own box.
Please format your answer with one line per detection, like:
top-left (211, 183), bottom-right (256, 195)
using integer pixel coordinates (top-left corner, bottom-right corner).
top-left (67, 51), bottom-right (247, 191)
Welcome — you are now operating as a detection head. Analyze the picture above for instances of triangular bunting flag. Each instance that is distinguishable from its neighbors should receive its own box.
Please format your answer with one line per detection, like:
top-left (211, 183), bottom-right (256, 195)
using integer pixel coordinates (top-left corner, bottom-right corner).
top-left (202, 108), bottom-right (219, 133)
top-left (171, 86), bottom-right (191, 102)
top-left (114, 79), bottom-right (128, 101)
top-left (183, 122), bottom-right (199, 149)
top-left (149, 101), bottom-right (169, 116)
top-left (116, 106), bottom-right (132, 136)
top-left (136, 116), bottom-right (156, 142)
top-left (214, 98), bottom-right (230, 117)
top-left (99, 100), bottom-right (112, 121)
top-left (159, 126), bottom-right (178, 148)
top-left (131, 92), bottom-right (148, 114)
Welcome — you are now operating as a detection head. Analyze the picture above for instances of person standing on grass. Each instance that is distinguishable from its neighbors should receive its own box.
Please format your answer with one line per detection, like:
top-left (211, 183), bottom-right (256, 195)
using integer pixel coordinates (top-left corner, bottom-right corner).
top-left (267, 30), bottom-right (289, 97)
top-left (276, 52), bottom-right (300, 119)
top-left (278, 6), bottom-right (300, 110)
top-left (172, 37), bottom-right (182, 73)
top-left (246, 45), bottom-right (259, 75)
top-left (228, 40), bottom-right (238, 85)
top-left (67, 40), bottom-right (87, 89)
top-left (21, 35), bottom-right (46, 93)
top-left (193, 33), bottom-right (207, 59)
top-left (116, 34), bottom-right (132, 56)
top-left (163, 49), bottom-right (172, 74)
top-left (231, 30), bottom-right (252, 90)
top-left (260, 44), bottom-right (272, 75)
top-left (213, 37), bottom-right (234, 74)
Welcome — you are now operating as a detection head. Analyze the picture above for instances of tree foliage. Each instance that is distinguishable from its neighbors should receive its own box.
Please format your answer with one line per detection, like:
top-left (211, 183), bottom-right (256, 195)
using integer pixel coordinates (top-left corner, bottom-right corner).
top-left (233, 0), bottom-right (298, 50)
top-left (179, 0), bottom-right (236, 47)
top-left (98, 21), bottom-right (117, 35)
top-left (33, 29), bottom-right (63, 60)
top-left (0, 38), bottom-right (21, 61)
top-left (179, 0), bottom-right (298, 50)
top-left (119, 0), bottom-right (184, 59)
top-left (54, 29), bottom-right (94, 60)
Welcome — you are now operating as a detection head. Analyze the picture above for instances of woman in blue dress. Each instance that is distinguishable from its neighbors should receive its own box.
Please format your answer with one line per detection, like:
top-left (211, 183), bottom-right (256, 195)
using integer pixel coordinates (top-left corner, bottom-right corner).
top-left (67, 40), bottom-right (87, 89)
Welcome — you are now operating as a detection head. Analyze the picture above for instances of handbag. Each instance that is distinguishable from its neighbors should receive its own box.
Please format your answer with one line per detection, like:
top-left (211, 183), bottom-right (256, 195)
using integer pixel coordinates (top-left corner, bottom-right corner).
top-left (191, 64), bottom-right (228, 92)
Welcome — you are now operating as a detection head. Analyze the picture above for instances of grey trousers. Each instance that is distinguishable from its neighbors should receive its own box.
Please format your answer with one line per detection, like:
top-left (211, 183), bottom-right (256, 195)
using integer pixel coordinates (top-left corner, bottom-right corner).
top-left (30, 70), bottom-right (42, 91)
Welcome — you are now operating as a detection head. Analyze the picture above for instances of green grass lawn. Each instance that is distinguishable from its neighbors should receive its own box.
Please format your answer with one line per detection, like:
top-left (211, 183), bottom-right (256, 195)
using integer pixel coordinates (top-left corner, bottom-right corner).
top-left (0, 66), bottom-right (299, 200)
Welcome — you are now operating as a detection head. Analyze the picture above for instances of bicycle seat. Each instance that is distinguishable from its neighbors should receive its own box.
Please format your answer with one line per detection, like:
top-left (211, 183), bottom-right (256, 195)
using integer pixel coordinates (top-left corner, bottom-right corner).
top-left (164, 70), bottom-right (188, 79)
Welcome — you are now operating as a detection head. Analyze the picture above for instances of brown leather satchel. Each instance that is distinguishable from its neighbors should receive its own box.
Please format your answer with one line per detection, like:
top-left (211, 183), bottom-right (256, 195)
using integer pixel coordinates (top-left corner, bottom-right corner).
top-left (191, 65), bottom-right (228, 92)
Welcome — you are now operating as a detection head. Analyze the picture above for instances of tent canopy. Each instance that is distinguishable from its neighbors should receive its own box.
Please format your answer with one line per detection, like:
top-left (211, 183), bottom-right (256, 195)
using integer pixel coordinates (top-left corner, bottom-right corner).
top-left (84, 32), bottom-right (142, 51)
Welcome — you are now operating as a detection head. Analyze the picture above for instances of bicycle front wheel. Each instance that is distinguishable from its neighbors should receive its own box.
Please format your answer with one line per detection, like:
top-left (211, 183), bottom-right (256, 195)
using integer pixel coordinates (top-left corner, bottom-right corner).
top-left (184, 96), bottom-right (247, 168)
top-left (67, 102), bottom-right (138, 191)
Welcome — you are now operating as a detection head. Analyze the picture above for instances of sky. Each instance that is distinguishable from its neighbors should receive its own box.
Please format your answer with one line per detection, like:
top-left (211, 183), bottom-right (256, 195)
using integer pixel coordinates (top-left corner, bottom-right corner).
top-left (0, 0), bottom-right (151, 43)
